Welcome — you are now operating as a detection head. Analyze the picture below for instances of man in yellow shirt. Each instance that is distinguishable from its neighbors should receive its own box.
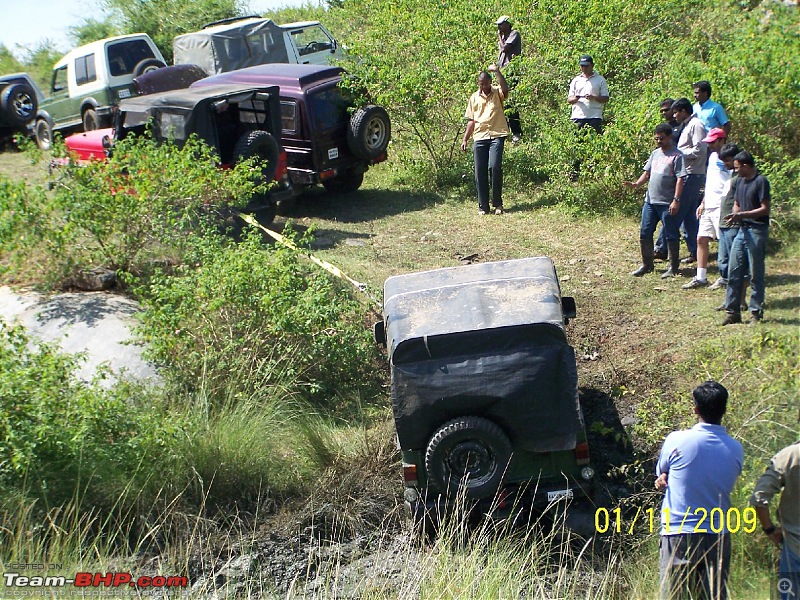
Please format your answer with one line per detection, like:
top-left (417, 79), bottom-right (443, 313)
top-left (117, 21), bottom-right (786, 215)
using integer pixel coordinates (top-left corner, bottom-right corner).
top-left (461, 64), bottom-right (509, 215)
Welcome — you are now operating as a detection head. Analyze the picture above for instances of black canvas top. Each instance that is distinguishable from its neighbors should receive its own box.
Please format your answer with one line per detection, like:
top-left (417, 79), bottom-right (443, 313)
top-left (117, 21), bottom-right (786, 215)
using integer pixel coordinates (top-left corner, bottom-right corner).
top-left (382, 257), bottom-right (581, 453)
top-left (383, 257), bottom-right (566, 361)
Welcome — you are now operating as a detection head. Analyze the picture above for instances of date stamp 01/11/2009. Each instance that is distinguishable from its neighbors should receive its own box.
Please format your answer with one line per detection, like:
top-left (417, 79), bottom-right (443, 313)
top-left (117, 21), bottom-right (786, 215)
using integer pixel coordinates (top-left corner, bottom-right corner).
top-left (594, 506), bottom-right (758, 535)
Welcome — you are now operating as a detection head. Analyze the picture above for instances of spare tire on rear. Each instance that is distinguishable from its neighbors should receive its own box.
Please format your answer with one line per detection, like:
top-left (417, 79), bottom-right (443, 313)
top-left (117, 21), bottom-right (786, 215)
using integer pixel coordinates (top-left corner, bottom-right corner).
top-left (1, 83), bottom-right (38, 127)
top-left (425, 416), bottom-right (512, 500)
top-left (347, 105), bottom-right (390, 162)
top-left (233, 130), bottom-right (280, 182)
top-left (132, 59), bottom-right (167, 78)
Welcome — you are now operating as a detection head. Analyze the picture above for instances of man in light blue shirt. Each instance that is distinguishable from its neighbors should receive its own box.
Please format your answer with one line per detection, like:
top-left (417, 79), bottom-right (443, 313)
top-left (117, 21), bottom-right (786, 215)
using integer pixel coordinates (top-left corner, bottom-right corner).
top-left (693, 80), bottom-right (731, 136)
top-left (655, 381), bottom-right (744, 599)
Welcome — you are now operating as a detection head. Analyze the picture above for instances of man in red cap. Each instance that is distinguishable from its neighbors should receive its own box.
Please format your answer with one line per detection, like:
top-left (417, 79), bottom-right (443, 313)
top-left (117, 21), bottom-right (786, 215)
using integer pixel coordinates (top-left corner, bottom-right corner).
top-left (682, 127), bottom-right (735, 289)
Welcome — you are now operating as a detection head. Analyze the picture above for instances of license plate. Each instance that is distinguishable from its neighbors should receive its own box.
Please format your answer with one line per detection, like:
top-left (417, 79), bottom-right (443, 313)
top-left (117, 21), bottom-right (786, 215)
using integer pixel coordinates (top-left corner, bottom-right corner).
top-left (118, 88), bottom-right (131, 99)
top-left (547, 489), bottom-right (573, 502)
top-left (327, 147), bottom-right (339, 160)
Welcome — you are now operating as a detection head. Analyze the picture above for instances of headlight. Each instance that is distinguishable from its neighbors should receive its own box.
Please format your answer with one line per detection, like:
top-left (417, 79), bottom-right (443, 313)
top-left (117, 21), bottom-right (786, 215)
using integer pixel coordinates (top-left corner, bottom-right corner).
top-left (581, 466), bottom-right (595, 480)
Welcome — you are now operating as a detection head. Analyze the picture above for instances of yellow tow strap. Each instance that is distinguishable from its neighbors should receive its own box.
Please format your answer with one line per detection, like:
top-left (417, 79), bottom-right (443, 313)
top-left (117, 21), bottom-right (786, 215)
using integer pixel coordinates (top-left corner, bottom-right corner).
top-left (238, 212), bottom-right (380, 308)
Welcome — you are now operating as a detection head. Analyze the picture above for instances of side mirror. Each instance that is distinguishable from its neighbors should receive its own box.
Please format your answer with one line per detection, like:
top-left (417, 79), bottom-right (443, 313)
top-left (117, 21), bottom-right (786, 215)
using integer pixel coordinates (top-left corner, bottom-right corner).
top-left (373, 320), bottom-right (386, 346)
top-left (561, 296), bottom-right (577, 320)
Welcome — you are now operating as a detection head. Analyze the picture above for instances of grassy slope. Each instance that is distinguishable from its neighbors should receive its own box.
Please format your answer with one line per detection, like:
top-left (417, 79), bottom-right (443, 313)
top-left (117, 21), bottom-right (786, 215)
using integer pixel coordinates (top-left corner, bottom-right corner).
top-left (1, 119), bottom-right (797, 600)
top-left (278, 160), bottom-right (798, 597)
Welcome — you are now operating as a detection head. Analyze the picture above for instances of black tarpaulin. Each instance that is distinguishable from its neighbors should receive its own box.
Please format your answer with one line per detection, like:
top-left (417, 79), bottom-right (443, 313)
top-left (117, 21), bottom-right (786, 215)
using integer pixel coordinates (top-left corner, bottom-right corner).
top-left (383, 258), bottom-right (582, 453)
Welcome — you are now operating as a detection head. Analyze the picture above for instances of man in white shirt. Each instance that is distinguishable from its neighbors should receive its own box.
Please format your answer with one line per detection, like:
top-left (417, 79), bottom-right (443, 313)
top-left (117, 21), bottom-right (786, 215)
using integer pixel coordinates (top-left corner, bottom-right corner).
top-left (568, 54), bottom-right (609, 133)
top-left (682, 128), bottom-right (735, 289)
top-left (567, 54), bottom-right (609, 179)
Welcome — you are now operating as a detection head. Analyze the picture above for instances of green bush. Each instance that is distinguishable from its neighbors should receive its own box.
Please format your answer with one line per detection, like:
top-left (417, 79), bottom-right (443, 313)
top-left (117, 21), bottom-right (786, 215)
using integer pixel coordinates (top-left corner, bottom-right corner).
top-left (48, 134), bottom-right (267, 274)
top-left (0, 320), bottom-right (347, 518)
top-left (133, 226), bottom-right (382, 405)
top-left (0, 323), bottom-right (177, 510)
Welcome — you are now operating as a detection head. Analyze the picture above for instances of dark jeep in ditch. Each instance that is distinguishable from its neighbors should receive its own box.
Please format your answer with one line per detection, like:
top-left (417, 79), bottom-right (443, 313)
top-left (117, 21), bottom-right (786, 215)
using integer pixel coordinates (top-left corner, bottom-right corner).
top-left (61, 83), bottom-right (290, 223)
top-left (192, 64), bottom-right (390, 194)
top-left (374, 257), bottom-right (594, 533)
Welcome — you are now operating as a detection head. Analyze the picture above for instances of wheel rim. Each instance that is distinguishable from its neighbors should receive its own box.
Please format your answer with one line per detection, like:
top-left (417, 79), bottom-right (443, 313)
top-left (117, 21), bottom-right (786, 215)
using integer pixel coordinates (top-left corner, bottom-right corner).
top-left (445, 440), bottom-right (496, 487)
top-left (365, 117), bottom-right (387, 151)
top-left (13, 92), bottom-right (35, 120)
top-left (37, 122), bottom-right (51, 149)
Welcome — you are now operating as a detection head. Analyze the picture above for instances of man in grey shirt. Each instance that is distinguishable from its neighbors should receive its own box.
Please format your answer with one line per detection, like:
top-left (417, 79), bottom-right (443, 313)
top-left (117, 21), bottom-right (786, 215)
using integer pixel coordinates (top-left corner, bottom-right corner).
top-left (668, 98), bottom-right (708, 276)
top-left (750, 442), bottom-right (800, 600)
top-left (624, 122), bottom-right (686, 277)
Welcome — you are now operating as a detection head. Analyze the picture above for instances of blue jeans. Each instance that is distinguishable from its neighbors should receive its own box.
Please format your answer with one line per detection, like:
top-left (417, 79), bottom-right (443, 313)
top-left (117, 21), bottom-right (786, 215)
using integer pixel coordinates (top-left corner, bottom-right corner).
top-left (473, 137), bottom-right (505, 212)
top-left (654, 175), bottom-right (702, 255)
top-left (675, 174), bottom-right (703, 257)
top-left (724, 223), bottom-right (768, 314)
top-left (717, 226), bottom-right (738, 280)
top-left (779, 543), bottom-right (800, 600)
top-left (640, 202), bottom-right (680, 241)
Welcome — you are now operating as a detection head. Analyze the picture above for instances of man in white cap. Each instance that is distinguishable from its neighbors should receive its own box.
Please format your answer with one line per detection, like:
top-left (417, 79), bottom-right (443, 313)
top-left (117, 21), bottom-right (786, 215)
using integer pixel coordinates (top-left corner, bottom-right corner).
top-left (495, 15), bottom-right (522, 143)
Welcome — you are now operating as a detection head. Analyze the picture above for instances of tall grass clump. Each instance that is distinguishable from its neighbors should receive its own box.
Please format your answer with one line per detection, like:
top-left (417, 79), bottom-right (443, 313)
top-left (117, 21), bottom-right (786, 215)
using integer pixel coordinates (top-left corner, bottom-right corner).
top-left (0, 321), bottom-right (349, 564)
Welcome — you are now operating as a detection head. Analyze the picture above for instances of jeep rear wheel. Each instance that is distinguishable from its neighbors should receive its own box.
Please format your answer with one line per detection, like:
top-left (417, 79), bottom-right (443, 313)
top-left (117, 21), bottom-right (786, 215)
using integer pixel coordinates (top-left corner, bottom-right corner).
top-left (425, 416), bottom-right (512, 500)
top-left (233, 130), bottom-right (280, 182)
top-left (347, 105), bottom-right (390, 161)
top-left (321, 168), bottom-right (364, 193)
top-left (1, 83), bottom-right (38, 127)
top-left (132, 59), bottom-right (167, 77)
top-left (34, 119), bottom-right (52, 150)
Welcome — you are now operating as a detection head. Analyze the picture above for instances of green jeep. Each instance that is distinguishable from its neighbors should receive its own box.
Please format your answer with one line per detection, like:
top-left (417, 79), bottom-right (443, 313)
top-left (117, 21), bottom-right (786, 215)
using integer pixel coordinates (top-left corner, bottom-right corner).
top-left (374, 257), bottom-right (594, 534)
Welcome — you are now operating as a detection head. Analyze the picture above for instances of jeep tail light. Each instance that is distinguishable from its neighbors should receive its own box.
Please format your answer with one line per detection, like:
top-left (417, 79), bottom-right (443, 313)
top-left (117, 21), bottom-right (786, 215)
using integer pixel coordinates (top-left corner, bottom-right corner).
top-left (274, 150), bottom-right (288, 182)
top-left (575, 441), bottom-right (590, 465)
top-left (371, 151), bottom-right (387, 164)
top-left (319, 168), bottom-right (336, 181)
top-left (402, 463), bottom-right (418, 486)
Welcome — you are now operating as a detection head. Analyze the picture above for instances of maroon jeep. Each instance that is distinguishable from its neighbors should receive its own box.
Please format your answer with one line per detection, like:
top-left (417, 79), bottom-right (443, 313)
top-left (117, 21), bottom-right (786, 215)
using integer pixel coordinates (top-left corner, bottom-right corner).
top-left (192, 64), bottom-right (391, 193)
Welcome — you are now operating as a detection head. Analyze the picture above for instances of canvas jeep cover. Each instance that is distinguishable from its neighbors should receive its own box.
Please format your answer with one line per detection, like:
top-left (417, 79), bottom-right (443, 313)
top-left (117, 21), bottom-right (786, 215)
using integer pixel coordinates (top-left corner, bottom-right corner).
top-left (174, 18), bottom-right (290, 75)
top-left (383, 257), bottom-right (582, 453)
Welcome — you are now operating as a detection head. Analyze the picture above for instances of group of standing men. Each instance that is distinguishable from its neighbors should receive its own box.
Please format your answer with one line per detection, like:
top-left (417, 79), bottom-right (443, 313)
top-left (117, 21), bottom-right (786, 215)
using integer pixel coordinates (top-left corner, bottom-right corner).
top-left (655, 380), bottom-right (799, 600)
top-left (459, 18), bottom-right (772, 325)
top-left (625, 82), bottom-right (772, 325)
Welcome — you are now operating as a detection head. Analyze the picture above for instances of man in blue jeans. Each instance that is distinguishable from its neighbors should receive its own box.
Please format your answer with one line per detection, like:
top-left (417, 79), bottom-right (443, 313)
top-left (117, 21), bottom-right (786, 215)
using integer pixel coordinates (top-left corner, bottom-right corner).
top-left (722, 150), bottom-right (771, 325)
top-left (710, 142), bottom-right (741, 293)
top-left (461, 64), bottom-right (509, 215)
top-left (623, 123), bottom-right (685, 277)
top-left (668, 98), bottom-right (708, 276)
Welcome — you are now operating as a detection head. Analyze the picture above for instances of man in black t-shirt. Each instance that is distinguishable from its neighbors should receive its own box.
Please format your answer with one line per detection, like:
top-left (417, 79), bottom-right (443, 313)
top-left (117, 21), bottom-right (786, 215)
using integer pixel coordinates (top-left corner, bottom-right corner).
top-left (721, 151), bottom-right (771, 325)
